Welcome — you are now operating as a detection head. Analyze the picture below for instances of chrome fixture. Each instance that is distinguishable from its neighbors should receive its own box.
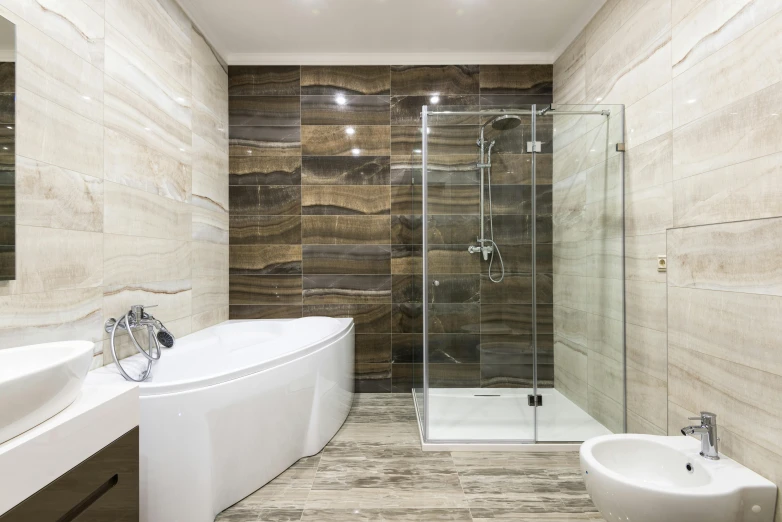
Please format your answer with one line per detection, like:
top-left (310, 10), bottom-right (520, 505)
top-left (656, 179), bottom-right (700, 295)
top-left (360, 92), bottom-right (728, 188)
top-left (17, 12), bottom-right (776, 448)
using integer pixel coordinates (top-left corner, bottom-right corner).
top-left (681, 411), bottom-right (720, 460)
top-left (467, 114), bottom-right (522, 283)
top-left (105, 304), bottom-right (175, 382)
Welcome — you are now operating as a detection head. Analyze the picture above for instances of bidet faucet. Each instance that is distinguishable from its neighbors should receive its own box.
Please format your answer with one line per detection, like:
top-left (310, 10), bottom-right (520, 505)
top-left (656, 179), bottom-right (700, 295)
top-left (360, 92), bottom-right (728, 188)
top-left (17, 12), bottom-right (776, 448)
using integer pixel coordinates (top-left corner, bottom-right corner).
top-left (681, 411), bottom-right (719, 460)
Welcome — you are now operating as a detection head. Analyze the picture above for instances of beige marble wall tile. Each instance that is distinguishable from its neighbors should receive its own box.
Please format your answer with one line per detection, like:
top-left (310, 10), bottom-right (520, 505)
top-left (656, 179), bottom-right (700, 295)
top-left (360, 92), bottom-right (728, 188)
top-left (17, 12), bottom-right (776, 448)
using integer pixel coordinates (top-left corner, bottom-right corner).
top-left (587, 313), bottom-right (623, 363)
top-left (586, 276), bottom-right (623, 322)
top-left (14, 226), bottom-right (103, 294)
top-left (672, 0), bottom-right (782, 78)
top-left (587, 385), bottom-right (623, 433)
top-left (104, 127), bottom-right (191, 203)
top-left (625, 233), bottom-right (666, 283)
top-left (552, 241), bottom-right (586, 277)
top-left (554, 340), bottom-right (588, 393)
top-left (192, 305), bottom-right (228, 332)
top-left (626, 82), bottom-right (672, 149)
top-left (586, 237), bottom-right (622, 280)
top-left (104, 76), bottom-right (191, 166)
top-left (553, 305), bottom-right (587, 347)
top-left (104, 25), bottom-right (191, 132)
top-left (626, 322), bottom-right (666, 382)
top-left (192, 241), bottom-right (229, 315)
top-left (673, 10), bottom-right (782, 128)
top-left (628, 410), bottom-right (666, 435)
top-left (0, 287), bottom-right (104, 349)
top-left (669, 344), bottom-right (782, 456)
top-left (192, 168), bottom-right (228, 214)
top-left (585, 155), bottom-right (622, 204)
top-left (192, 62), bottom-right (227, 118)
top-left (553, 274), bottom-right (587, 312)
top-left (554, 367), bottom-right (588, 410)
top-left (553, 31), bottom-right (585, 104)
top-left (668, 286), bottom-right (782, 377)
top-left (16, 157), bottom-right (104, 232)
top-left (625, 132), bottom-right (672, 193)
top-left (103, 235), bottom-right (191, 286)
top-left (672, 82), bottom-right (782, 180)
top-left (192, 206), bottom-right (229, 244)
top-left (82, 0), bottom-right (105, 17)
top-left (668, 218), bottom-right (782, 295)
top-left (16, 26), bottom-right (104, 124)
top-left (193, 133), bottom-right (228, 180)
top-left (1, 0), bottom-right (105, 69)
top-left (552, 172), bottom-right (586, 242)
top-left (190, 28), bottom-right (226, 97)
top-left (584, 194), bottom-right (623, 240)
top-left (586, 0), bottom-right (671, 104)
top-left (105, 0), bottom-right (191, 92)
top-left (626, 366), bottom-right (667, 430)
top-left (104, 279), bottom-right (192, 325)
top-left (625, 182), bottom-right (672, 236)
top-left (104, 181), bottom-right (191, 241)
top-left (585, 0), bottom-right (649, 59)
top-left (17, 87), bottom-right (104, 177)
top-left (673, 152), bottom-right (782, 227)
top-left (626, 279), bottom-right (666, 331)
top-left (192, 99), bottom-right (228, 150)
top-left (588, 350), bottom-right (624, 403)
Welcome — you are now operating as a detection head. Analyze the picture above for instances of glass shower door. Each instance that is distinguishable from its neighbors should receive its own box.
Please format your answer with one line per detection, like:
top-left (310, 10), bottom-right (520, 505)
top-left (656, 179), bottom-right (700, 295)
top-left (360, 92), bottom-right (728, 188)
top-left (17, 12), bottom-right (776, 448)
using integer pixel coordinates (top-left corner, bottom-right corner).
top-left (420, 104), bottom-right (537, 443)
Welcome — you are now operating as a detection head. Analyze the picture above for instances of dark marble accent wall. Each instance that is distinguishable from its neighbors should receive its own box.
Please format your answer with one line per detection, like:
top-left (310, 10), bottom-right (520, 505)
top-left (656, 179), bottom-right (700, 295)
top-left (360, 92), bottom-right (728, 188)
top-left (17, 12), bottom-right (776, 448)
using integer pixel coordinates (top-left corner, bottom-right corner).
top-left (228, 64), bottom-right (553, 392)
top-left (0, 62), bottom-right (14, 280)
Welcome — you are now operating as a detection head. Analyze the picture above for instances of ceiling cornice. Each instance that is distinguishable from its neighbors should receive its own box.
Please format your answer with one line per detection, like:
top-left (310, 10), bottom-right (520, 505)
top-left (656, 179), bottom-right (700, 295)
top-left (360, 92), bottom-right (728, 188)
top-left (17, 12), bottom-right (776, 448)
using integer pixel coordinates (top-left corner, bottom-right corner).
top-left (226, 51), bottom-right (557, 66)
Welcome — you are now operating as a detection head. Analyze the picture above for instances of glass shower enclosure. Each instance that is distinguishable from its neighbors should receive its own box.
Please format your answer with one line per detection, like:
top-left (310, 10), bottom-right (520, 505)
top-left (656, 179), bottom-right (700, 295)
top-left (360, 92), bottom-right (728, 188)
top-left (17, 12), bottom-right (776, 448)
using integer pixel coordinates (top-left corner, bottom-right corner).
top-left (414, 103), bottom-right (626, 446)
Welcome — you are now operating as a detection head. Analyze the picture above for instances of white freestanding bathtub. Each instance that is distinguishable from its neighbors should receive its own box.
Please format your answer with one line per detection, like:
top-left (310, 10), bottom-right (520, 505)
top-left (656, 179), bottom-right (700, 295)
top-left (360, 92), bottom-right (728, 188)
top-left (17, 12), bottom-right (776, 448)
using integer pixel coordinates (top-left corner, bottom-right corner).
top-left (95, 317), bottom-right (354, 522)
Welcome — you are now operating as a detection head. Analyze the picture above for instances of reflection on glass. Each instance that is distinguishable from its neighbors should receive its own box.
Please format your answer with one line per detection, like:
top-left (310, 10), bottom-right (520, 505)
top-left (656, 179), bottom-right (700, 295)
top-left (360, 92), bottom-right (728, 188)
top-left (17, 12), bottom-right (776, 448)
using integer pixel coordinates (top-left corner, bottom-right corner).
top-left (0, 15), bottom-right (15, 281)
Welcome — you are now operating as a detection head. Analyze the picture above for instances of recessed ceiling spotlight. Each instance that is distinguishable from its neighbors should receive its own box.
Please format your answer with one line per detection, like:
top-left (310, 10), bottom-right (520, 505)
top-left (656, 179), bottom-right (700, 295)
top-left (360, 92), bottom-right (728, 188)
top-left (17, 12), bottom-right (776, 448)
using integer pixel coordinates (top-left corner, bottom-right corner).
top-left (429, 95), bottom-right (440, 104)
top-left (351, 148), bottom-right (361, 155)
top-left (345, 127), bottom-right (356, 135)
top-left (335, 95), bottom-right (347, 105)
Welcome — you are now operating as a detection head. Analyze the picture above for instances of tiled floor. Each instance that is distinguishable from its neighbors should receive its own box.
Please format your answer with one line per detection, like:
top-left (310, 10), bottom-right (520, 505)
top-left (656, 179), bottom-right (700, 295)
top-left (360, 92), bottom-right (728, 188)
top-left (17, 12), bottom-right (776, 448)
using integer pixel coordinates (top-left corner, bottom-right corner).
top-left (217, 394), bottom-right (604, 521)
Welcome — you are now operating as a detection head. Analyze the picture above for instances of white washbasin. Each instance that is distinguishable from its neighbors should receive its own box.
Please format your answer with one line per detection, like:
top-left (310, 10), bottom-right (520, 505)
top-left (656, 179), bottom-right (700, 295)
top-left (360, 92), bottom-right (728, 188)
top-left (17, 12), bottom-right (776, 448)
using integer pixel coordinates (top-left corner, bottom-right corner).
top-left (581, 434), bottom-right (778, 522)
top-left (0, 341), bottom-right (95, 445)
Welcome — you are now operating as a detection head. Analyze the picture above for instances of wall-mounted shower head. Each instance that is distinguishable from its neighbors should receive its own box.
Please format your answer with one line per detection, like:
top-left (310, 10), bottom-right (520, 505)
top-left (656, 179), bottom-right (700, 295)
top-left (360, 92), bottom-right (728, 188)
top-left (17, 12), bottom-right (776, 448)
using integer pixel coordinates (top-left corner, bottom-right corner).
top-left (487, 114), bottom-right (522, 131)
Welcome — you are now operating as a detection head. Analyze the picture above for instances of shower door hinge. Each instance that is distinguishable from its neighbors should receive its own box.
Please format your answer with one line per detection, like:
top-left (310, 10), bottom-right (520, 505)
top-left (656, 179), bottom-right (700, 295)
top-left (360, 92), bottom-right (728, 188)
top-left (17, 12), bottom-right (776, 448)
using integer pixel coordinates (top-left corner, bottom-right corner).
top-left (528, 394), bottom-right (543, 407)
top-left (526, 141), bottom-right (542, 153)
top-left (616, 142), bottom-right (626, 152)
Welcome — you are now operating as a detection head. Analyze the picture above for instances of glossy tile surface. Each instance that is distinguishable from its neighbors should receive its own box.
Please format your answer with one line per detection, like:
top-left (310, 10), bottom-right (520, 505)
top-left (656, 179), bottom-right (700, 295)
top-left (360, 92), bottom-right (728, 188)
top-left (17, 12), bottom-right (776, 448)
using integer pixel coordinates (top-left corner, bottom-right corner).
top-left (217, 395), bottom-right (603, 522)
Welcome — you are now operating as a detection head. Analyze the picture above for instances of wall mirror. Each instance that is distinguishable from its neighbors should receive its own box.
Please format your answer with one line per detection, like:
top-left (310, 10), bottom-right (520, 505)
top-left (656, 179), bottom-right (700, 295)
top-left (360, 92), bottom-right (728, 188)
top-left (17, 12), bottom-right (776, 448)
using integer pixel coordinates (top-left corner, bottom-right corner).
top-left (0, 14), bottom-right (14, 280)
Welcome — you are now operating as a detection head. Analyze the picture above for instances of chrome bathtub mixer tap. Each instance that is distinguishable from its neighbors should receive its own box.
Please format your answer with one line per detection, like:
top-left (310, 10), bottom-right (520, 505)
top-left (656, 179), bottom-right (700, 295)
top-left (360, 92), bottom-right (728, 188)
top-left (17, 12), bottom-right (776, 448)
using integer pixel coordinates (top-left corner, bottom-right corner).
top-left (105, 304), bottom-right (176, 382)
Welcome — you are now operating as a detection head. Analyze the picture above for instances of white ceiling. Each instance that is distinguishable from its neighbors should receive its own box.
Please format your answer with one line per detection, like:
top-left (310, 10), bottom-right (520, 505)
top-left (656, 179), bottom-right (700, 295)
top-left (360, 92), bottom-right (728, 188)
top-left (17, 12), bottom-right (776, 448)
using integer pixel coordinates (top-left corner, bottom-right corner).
top-left (178, 0), bottom-right (605, 65)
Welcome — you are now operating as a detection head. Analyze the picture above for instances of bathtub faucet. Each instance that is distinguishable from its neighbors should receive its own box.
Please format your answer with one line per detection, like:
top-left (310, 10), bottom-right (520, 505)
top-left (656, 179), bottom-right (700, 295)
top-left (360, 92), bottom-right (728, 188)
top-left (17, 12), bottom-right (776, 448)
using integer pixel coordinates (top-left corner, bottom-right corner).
top-left (105, 304), bottom-right (176, 382)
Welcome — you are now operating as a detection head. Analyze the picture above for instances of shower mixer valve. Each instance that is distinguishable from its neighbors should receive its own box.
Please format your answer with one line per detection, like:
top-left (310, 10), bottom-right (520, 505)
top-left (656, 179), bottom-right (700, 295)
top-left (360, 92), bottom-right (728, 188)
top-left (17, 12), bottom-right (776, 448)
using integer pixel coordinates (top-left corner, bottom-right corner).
top-left (468, 240), bottom-right (493, 260)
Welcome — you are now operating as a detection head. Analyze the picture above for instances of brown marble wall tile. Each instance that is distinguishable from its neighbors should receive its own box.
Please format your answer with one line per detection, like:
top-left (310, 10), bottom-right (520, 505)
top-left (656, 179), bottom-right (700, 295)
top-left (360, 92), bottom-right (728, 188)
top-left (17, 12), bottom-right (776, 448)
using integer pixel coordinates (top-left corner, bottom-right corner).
top-left (429, 334), bottom-right (481, 363)
top-left (391, 126), bottom-right (477, 156)
top-left (480, 274), bottom-right (533, 304)
top-left (429, 363), bottom-right (481, 388)
top-left (481, 244), bottom-right (532, 274)
top-left (229, 96), bottom-right (300, 126)
top-left (428, 215), bottom-right (481, 245)
top-left (479, 94), bottom-right (553, 112)
top-left (390, 65), bottom-right (479, 95)
top-left (390, 155), bottom-right (480, 186)
top-left (229, 126), bottom-right (301, 156)
top-left (303, 274), bottom-right (392, 304)
top-left (302, 185), bottom-right (391, 215)
top-left (428, 245), bottom-right (481, 274)
top-left (392, 303), bottom-right (422, 333)
top-left (483, 185), bottom-right (532, 214)
top-left (0, 63), bottom-right (14, 93)
top-left (0, 216), bottom-right (14, 245)
top-left (427, 274), bottom-right (480, 304)
top-left (391, 95), bottom-right (479, 125)
top-left (303, 304), bottom-right (391, 333)
top-left (229, 304), bottom-right (303, 320)
top-left (229, 245), bottom-right (302, 275)
top-left (301, 215), bottom-right (390, 244)
top-left (229, 185), bottom-right (301, 215)
top-left (480, 304), bottom-right (553, 335)
top-left (429, 303), bottom-right (481, 334)
top-left (391, 363), bottom-right (422, 392)
top-left (0, 94), bottom-right (15, 123)
top-left (390, 185), bottom-right (479, 215)
top-left (301, 156), bottom-right (390, 186)
top-left (391, 274), bottom-right (422, 303)
top-left (229, 156), bottom-right (302, 186)
top-left (390, 244), bottom-right (423, 276)
top-left (228, 66), bottom-right (300, 96)
top-left (301, 95), bottom-right (390, 125)
top-left (301, 66), bottom-right (390, 95)
top-left (481, 364), bottom-right (534, 388)
top-left (480, 334), bottom-right (533, 365)
top-left (229, 274), bottom-right (303, 305)
top-left (479, 64), bottom-right (553, 94)
top-left (391, 215), bottom-right (422, 245)
top-left (301, 125), bottom-right (391, 156)
top-left (302, 245), bottom-right (391, 274)
top-left (0, 245), bottom-right (14, 278)
top-left (391, 333), bottom-right (423, 365)
top-left (354, 332), bottom-right (393, 392)
top-left (229, 215), bottom-right (301, 245)
top-left (0, 184), bottom-right (13, 215)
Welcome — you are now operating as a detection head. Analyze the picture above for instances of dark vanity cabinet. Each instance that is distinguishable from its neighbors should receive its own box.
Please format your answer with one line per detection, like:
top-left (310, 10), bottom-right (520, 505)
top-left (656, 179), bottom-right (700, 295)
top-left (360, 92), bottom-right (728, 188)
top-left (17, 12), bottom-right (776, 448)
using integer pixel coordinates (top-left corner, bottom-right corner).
top-left (0, 428), bottom-right (139, 521)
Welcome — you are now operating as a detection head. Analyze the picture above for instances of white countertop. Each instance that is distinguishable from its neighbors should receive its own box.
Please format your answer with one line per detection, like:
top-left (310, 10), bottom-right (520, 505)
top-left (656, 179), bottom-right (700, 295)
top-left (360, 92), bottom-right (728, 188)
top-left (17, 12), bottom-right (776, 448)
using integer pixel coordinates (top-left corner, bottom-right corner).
top-left (0, 371), bottom-right (138, 515)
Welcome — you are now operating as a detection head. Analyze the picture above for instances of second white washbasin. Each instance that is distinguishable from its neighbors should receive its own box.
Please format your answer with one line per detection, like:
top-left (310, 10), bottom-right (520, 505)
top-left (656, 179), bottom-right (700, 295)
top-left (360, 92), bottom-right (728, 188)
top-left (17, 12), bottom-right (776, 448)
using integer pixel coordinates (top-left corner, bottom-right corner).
top-left (0, 341), bottom-right (95, 445)
top-left (580, 434), bottom-right (777, 522)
